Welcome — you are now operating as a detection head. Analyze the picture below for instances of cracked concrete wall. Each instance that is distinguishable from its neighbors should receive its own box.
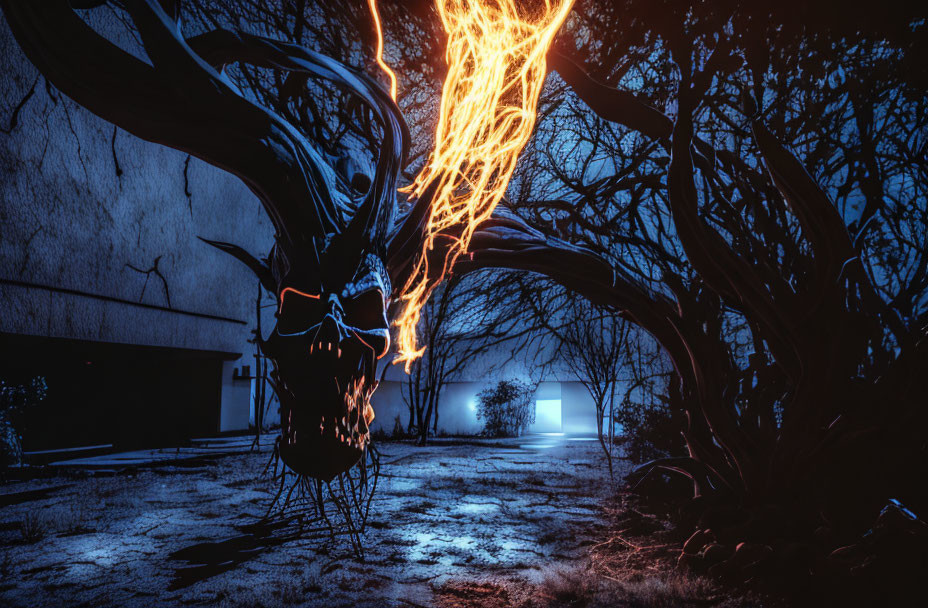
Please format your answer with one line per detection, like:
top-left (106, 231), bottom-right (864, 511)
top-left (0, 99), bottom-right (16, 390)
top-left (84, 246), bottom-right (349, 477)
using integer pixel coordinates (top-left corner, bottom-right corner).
top-left (0, 11), bottom-right (274, 358)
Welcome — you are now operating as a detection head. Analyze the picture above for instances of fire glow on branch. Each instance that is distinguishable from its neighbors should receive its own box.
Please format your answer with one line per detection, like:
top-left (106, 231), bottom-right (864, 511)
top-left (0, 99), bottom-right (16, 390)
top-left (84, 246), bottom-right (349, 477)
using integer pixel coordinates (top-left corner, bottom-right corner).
top-left (370, 0), bottom-right (574, 371)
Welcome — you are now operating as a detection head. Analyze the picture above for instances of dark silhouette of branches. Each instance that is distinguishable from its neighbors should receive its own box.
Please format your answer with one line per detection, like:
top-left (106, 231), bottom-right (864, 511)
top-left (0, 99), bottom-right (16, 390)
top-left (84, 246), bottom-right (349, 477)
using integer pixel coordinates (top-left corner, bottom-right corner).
top-left (400, 269), bottom-right (547, 445)
top-left (453, 0), bottom-right (928, 591)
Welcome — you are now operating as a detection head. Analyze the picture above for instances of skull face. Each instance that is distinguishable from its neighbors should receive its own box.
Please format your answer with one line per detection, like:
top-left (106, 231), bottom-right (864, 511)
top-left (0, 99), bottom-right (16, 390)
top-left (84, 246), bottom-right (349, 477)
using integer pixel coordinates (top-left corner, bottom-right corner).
top-left (264, 252), bottom-right (390, 481)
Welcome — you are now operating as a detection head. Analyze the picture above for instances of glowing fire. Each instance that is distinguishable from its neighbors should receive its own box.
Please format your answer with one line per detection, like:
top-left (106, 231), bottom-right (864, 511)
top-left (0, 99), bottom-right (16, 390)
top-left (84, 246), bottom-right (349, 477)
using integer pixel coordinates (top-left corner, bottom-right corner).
top-left (387, 0), bottom-right (574, 370)
top-left (367, 0), bottom-right (398, 101)
top-left (366, 1), bottom-right (573, 370)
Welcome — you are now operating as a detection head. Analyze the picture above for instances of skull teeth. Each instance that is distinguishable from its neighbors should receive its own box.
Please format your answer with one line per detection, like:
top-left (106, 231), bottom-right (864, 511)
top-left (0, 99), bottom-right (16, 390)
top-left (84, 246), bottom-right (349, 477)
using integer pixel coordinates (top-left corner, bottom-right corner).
top-left (286, 343), bottom-right (377, 451)
top-left (311, 341), bottom-right (341, 354)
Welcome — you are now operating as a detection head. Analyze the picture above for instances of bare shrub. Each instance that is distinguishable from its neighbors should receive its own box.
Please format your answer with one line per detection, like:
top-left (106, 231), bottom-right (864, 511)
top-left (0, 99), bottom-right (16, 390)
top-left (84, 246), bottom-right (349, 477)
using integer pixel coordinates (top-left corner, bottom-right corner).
top-left (273, 576), bottom-right (302, 605)
top-left (19, 511), bottom-right (48, 544)
top-left (476, 379), bottom-right (536, 437)
top-left (50, 503), bottom-right (94, 536)
top-left (1, 376), bottom-right (47, 467)
top-left (372, 414), bottom-right (409, 441)
top-left (615, 401), bottom-right (686, 464)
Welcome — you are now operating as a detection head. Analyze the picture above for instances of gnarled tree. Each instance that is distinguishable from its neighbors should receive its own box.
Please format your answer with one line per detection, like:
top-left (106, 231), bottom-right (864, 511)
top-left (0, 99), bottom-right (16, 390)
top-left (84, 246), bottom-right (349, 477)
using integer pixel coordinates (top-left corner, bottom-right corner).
top-left (499, 0), bottom-right (928, 588)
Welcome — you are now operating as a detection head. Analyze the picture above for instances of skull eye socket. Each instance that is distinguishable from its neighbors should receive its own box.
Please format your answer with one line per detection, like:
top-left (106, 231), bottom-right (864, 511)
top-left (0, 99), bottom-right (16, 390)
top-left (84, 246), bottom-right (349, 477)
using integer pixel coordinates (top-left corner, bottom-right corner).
top-left (277, 287), bottom-right (323, 336)
top-left (343, 289), bottom-right (386, 330)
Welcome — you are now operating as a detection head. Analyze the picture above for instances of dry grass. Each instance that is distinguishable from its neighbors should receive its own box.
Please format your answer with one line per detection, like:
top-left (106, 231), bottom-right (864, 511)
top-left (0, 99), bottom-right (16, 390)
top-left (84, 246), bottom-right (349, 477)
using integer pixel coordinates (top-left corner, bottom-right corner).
top-left (271, 575), bottom-right (303, 605)
top-left (517, 491), bottom-right (771, 608)
top-left (433, 580), bottom-right (512, 608)
top-left (18, 511), bottom-right (48, 543)
top-left (407, 499), bottom-right (438, 514)
top-left (532, 566), bottom-right (724, 607)
top-left (431, 568), bottom-right (746, 608)
top-left (211, 569), bottom-right (325, 608)
top-left (1, 550), bottom-right (13, 577)
top-left (49, 503), bottom-right (95, 535)
top-left (425, 490), bottom-right (767, 608)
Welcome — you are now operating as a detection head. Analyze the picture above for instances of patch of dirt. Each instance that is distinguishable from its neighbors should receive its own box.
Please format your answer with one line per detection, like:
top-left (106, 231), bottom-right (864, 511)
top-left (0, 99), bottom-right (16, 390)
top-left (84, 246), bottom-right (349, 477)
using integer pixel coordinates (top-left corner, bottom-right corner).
top-left (433, 581), bottom-right (511, 608)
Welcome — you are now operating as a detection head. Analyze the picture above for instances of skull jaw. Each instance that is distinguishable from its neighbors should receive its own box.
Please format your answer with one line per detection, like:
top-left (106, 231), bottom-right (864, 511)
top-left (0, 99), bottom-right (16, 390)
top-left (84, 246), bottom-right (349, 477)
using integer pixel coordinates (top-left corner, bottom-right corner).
top-left (276, 384), bottom-right (372, 480)
top-left (264, 281), bottom-right (386, 481)
top-left (270, 342), bottom-right (376, 480)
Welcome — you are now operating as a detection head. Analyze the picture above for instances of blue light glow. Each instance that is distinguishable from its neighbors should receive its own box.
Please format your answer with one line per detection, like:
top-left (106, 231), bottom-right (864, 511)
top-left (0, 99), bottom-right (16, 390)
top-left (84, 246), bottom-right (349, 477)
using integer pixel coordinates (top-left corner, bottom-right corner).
top-left (532, 399), bottom-right (562, 433)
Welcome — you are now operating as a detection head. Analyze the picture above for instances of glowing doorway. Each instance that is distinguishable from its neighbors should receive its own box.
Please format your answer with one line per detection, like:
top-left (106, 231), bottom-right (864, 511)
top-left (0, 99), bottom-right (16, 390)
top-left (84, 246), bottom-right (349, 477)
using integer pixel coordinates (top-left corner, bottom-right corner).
top-left (532, 399), bottom-right (562, 433)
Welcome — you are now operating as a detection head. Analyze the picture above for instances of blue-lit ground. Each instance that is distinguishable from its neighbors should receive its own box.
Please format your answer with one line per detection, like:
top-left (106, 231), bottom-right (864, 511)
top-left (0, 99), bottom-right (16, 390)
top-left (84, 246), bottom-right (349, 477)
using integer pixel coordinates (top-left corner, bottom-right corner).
top-left (0, 434), bottom-right (624, 607)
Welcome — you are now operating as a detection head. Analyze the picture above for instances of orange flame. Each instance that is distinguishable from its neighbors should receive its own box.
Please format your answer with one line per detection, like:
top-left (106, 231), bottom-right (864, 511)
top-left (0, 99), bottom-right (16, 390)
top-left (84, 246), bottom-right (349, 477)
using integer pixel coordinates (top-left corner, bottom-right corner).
top-left (367, 0), bottom-right (398, 100)
top-left (392, 0), bottom-right (574, 370)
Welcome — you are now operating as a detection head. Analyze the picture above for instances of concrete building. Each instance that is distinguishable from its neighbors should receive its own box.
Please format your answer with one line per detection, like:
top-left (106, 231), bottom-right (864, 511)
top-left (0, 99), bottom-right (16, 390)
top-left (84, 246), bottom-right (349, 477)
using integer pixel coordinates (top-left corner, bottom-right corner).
top-left (0, 12), bottom-right (269, 450)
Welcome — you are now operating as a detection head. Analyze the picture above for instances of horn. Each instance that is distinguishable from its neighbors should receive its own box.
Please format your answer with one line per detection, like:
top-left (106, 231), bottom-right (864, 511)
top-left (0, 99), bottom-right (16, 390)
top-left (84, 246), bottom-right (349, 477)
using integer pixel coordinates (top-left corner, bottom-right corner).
top-left (198, 237), bottom-right (275, 292)
top-left (183, 28), bottom-right (410, 253)
top-left (341, 95), bottom-right (406, 253)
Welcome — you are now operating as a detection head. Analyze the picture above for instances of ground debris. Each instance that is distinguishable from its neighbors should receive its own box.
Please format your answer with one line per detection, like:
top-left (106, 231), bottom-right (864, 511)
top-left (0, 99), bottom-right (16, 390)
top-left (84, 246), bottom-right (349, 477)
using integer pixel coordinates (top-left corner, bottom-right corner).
top-left (1, 435), bottom-right (615, 607)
